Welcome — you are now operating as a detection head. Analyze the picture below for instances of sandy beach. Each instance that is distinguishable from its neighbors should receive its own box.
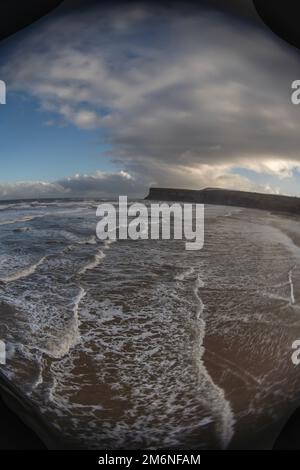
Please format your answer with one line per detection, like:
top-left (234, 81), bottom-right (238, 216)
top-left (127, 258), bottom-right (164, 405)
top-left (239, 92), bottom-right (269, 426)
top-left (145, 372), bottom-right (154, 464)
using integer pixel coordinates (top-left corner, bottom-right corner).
top-left (1, 202), bottom-right (300, 449)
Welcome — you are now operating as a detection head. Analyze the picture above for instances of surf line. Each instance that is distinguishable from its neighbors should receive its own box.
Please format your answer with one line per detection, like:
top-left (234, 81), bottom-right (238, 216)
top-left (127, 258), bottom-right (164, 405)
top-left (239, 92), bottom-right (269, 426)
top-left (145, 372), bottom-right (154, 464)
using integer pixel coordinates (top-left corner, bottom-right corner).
top-left (0, 214), bottom-right (44, 226)
top-left (289, 265), bottom-right (296, 306)
top-left (192, 273), bottom-right (235, 449)
top-left (0, 257), bottom-right (46, 283)
top-left (39, 286), bottom-right (87, 361)
top-left (78, 250), bottom-right (105, 276)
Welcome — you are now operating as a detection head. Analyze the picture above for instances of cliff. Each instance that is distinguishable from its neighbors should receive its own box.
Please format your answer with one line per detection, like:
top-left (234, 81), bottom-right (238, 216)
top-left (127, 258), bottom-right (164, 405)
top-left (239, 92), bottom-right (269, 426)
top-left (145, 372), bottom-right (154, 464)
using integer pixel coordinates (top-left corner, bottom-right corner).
top-left (145, 187), bottom-right (300, 215)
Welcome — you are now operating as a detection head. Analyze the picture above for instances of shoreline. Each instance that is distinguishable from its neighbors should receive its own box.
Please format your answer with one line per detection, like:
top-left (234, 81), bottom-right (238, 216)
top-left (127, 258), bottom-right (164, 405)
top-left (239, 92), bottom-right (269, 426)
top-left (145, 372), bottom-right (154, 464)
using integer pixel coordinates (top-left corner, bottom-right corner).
top-left (1, 198), bottom-right (300, 449)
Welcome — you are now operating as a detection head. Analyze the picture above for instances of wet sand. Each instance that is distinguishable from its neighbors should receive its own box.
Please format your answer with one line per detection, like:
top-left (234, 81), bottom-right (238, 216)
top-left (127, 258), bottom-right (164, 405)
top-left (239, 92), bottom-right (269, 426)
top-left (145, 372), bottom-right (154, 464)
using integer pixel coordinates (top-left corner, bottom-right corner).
top-left (202, 213), bottom-right (300, 449)
top-left (203, 334), bottom-right (297, 449)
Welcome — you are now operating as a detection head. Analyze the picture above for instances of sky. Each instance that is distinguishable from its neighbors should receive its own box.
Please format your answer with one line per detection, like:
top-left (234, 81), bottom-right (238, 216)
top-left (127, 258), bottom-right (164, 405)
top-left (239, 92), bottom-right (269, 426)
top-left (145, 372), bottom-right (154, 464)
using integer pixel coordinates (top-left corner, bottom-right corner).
top-left (1, 1), bottom-right (300, 199)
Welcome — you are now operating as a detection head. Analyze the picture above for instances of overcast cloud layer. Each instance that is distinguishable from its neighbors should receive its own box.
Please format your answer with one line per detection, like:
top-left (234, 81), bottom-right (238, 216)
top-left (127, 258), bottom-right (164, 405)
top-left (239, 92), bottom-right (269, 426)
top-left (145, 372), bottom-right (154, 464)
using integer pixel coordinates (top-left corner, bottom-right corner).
top-left (1, 2), bottom-right (300, 199)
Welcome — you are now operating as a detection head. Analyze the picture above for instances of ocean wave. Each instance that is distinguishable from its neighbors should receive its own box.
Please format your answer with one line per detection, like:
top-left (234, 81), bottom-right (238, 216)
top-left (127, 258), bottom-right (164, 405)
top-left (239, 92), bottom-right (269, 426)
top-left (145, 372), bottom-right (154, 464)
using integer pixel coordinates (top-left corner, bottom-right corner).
top-left (0, 204), bottom-right (16, 211)
top-left (0, 257), bottom-right (46, 283)
top-left (42, 287), bottom-right (86, 360)
top-left (78, 250), bottom-right (105, 276)
top-left (77, 235), bottom-right (97, 245)
top-left (174, 267), bottom-right (195, 281)
top-left (62, 236), bottom-right (97, 255)
top-left (0, 214), bottom-right (44, 226)
top-left (103, 239), bottom-right (116, 249)
top-left (0, 203), bottom-right (34, 211)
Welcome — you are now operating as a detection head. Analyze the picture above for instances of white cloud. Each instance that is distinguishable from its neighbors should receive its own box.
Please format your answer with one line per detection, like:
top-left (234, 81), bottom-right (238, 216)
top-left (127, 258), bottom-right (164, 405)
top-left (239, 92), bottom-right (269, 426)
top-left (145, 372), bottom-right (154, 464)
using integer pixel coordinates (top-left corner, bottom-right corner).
top-left (0, 181), bottom-right (69, 199)
top-left (0, 166), bottom-right (278, 200)
top-left (0, 169), bottom-right (147, 199)
top-left (2, 2), bottom-right (300, 195)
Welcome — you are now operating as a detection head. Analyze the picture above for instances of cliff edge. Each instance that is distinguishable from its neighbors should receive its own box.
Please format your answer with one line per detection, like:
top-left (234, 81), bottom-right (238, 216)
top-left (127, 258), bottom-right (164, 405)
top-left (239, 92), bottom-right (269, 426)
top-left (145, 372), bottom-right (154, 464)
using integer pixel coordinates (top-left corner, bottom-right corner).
top-left (145, 187), bottom-right (300, 215)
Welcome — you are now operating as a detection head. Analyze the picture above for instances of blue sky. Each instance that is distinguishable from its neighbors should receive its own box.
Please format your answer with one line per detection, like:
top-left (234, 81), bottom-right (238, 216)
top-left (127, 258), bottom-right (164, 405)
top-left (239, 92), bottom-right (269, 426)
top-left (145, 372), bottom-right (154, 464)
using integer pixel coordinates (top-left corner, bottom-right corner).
top-left (0, 92), bottom-right (116, 183)
top-left (1, 2), bottom-right (300, 199)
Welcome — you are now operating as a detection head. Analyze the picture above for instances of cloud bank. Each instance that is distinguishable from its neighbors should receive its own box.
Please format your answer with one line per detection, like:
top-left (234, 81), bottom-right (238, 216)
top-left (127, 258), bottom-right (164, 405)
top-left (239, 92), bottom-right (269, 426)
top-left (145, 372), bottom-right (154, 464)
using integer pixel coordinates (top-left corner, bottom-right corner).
top-left (0, 171), bottom-right (146, 199)
top-left (2, 2), bottom-right (300, 198)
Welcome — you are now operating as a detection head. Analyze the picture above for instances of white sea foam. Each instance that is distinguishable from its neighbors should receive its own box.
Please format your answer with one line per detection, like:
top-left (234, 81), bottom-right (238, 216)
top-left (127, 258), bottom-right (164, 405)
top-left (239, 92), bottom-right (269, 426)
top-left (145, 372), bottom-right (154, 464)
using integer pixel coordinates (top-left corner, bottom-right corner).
top-left (103, 239), bottom-right (116, 249)
top-left (62, 235), bottom-right (97, 254)
top-left (174, 267), bottom-right (195, 281)
top-left (78, 250), bottom-right (105, 275)
top-left (0, 257), bottom-right (46, 283)
top-left (191, 273), bottom-right (235, 449)
top-left (32, 364), bottom-right (44, 389)
top-left (77, 235), bottom-right (97, 245)
top-left (39, 287), bottom-right (86, 360)
top-left (0, 204), bottom-right (16, 211)
top-left (289, 266), bottom-right (296, 306)
top-left (5, 202), bottom-right (292, 449)
top-left (0, 214), bottom-right (44, 226)
top-left (0, 202), bottom-right (35, 211)
top-left (54, 270), bottom-right (235, 450)
top-left (261, 266), bottom-right (297, 307)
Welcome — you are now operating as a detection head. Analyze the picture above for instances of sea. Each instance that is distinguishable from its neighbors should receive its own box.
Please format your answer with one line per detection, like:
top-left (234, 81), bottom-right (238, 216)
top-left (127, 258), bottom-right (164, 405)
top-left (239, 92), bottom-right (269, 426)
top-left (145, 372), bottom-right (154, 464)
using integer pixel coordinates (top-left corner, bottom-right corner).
top-left (1, 198), bottom-right (300, 449)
